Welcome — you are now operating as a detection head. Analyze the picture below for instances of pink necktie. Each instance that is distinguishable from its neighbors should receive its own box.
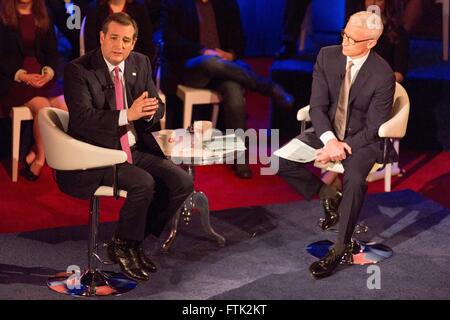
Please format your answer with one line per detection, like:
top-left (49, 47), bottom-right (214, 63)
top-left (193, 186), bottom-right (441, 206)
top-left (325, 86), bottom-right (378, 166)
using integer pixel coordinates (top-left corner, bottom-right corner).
top-left (114, 66), bottom-right (133, 163)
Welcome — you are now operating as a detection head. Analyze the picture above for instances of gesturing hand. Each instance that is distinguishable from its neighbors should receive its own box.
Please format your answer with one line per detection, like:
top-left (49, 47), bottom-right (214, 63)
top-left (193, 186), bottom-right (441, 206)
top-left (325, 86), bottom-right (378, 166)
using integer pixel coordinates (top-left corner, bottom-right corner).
top-left (127, 91), bottom-right (159, 122)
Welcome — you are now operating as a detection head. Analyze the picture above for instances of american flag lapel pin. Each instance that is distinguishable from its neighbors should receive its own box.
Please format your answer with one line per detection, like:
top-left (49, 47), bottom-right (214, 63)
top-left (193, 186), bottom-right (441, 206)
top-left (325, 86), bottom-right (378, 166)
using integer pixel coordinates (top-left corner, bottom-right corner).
top-left (132, 72), bottom-right (136, 76)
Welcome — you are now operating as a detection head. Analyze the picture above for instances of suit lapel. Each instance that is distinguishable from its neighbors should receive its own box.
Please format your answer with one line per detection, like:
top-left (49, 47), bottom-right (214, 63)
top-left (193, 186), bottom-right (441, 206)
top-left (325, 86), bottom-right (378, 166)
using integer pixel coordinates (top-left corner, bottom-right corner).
top-left (124, 58), bottom-right (137, 106)
top-left (348, 51), bottom-right (373, 105)
top-left (92, 50), bottom-right (116, 110)
top-left (334, 52), bottom-right (347, 98)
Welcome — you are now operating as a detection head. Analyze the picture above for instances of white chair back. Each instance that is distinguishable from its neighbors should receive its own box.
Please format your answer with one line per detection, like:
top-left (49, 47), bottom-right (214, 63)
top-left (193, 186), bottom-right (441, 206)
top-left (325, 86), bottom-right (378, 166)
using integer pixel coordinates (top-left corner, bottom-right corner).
top-left (38, 107), bottom-right (126, 171)
top-left (378, 82), bottom-right (410, 139)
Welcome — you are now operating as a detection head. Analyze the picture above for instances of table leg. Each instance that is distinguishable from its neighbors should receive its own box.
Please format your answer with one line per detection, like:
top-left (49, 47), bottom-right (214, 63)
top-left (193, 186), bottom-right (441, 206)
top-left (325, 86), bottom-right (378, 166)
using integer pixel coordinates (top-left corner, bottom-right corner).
top-left (161, 190), bottom-right (226, 252)
top-left (161, 206), bottom-right (182, 252)
top-left (192, 191), bottom-right (226, 246)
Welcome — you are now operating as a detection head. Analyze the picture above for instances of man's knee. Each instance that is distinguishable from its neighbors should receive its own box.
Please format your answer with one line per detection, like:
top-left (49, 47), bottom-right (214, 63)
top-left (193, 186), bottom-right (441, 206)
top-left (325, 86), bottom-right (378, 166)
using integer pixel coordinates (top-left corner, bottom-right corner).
top-left (132, 172), bottom-right (155, 199)
top-left (199, 55), bottom-right (224, 70)
top-left (277, 157), bottom-right (296, 175)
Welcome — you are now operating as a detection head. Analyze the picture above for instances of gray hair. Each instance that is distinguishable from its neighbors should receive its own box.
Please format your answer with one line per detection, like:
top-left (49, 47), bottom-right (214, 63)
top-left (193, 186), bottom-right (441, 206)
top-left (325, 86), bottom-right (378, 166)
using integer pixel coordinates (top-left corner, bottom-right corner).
top-left (348, 11), bottom-right (384, 39)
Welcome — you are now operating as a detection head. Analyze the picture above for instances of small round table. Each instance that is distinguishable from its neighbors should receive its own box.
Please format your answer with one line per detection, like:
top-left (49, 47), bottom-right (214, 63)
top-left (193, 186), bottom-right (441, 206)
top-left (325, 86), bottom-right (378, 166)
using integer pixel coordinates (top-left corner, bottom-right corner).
top-left (154, 129), bottom-right (245, 252)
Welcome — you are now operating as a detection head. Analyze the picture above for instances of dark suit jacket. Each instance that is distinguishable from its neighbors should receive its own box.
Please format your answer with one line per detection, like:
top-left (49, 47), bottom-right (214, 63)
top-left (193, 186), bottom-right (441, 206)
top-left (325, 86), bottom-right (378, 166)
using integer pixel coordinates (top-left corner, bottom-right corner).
top-left (307, 45), bottom-right (395, 161)
top-left (0, 18), bottom-right (59, 98)
top-left (84, 0), bottom-right (154, 61)
top-left (160, 0), bottom-right (245, 93)
top-left (57, 49), bottom-right (165, 199)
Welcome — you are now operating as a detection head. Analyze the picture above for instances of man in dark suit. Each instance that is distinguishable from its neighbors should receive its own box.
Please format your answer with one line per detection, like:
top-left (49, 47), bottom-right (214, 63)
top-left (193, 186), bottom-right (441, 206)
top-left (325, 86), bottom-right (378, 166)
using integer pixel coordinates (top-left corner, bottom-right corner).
top-left (161, 0), bottom-right (294, 179)
top-left (276, 11), bottom-right (395, 279)
top-left (58, 12), bottom-right (193, 281)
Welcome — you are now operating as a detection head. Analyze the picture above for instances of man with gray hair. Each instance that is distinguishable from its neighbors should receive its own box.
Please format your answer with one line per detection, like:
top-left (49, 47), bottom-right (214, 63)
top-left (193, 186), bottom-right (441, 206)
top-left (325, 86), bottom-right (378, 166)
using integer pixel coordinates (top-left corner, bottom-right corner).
top-left (276, 11), bottom-right (395, 279)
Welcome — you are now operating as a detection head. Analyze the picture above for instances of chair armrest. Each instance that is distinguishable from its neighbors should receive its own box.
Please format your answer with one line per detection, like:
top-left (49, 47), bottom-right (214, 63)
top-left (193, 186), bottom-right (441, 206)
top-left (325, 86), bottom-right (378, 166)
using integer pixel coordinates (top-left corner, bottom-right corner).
top-left (378, 108), bottom-right (409, 138)
top-left (296, 105), bottom-right (311, 122)
top-left (39, 108), bottom-right (127, 171)
top-left (46, 135), bottom-right (127, 171)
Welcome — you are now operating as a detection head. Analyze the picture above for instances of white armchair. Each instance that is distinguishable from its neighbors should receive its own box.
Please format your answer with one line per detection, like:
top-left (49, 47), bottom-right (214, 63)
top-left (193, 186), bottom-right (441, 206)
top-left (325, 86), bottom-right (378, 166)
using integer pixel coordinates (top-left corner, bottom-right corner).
top-left (38, 107), bottom-right (136, 297)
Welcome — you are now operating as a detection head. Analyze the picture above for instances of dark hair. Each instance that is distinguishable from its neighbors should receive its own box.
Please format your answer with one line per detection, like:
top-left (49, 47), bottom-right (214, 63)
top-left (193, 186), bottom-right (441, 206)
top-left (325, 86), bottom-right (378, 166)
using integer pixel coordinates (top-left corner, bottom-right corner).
top-left (0, 0), bottom-right (49, 31)
top-left (101, 12), bottom-right (139, 40)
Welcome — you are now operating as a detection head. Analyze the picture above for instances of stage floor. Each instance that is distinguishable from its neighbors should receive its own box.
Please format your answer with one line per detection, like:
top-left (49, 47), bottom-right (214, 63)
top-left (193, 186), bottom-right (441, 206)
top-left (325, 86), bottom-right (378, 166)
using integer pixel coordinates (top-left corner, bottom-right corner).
top-left (1, 190), bottom-right (449, 300)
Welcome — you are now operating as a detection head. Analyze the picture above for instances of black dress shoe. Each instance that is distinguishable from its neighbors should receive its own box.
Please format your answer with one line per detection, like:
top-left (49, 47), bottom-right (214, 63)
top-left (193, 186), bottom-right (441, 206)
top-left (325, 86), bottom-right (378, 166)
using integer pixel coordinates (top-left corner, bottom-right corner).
top-left (233, 164), bottom-right (253, 179)
top-left (135, 244), bottom-right (157, 273)
top-left (107, 238), bottom-right (150, 281)
top-left (271, 84), bottom-right (294, 110)
top-left (20, 161), bottom-right (39, 181)
top-left (309, 243), bottom-right (354, 279)
top-left (320, 191), bottom-right (342, 230)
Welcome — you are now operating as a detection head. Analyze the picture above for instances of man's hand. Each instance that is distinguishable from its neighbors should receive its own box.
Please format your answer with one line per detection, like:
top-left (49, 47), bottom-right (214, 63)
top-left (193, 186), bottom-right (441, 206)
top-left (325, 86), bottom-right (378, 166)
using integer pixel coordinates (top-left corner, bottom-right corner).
top-left (34, 73), bottom-right (52, 88)
top-left (215, 48), bottom-right (234, 61)
top-left (127, 91), bottom-right (159, 122)
top-left (315, 148), bottom-right (331, 164)
top-left (323, 139), bottom-right (352, 162)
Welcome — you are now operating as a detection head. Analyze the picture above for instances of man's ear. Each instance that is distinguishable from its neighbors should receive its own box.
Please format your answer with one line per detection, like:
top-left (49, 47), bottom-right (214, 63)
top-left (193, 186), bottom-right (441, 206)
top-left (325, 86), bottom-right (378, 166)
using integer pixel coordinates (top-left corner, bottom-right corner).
top-left (367, 40), bottom-right (377, 50)
top-left (130, 38), bottom-right (137, 51)
top-left (99, 31), bottom-right (105, 45)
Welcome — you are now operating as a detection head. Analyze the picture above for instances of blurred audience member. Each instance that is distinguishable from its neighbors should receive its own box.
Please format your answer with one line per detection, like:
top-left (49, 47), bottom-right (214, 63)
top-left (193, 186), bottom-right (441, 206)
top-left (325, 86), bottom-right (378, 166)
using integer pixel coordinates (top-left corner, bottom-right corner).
top-left (0, 0), bottom-right (67, 181)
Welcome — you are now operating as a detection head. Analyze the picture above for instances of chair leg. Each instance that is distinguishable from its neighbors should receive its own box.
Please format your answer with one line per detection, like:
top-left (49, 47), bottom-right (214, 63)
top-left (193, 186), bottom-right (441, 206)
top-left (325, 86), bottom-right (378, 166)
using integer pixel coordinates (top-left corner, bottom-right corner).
top-left (211, 104), bottom-right (219, 128)
top-left (159, 91), bottom-right (166, 129)
top-left (183, 99), bottom-right (193, 129)
top-left (160, 114), bottom-right (166, 130)
top-left (11, 110), bottom-right (21, 182)
top-left (384, 163), bottom-right (392, 192)
top-left (88, 196), bottom-right (100, 272)
top-left (443, 0), bottom-right (449, 61)
top-left (47, 195), bottom-right (138, 296)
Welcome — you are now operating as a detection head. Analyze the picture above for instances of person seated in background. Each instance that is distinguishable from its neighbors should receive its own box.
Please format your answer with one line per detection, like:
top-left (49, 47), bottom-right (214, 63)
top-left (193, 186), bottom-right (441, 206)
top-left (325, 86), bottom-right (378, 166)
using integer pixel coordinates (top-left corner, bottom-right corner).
top-left (0, 0), bottom-right (67, 181)
top-left (161, 0), bottom-right (294, 179)
top-left (275, 0), bottom-right (311, 60)
top-left (276, 11), bottom-right (395, 279)
top-left (59, 13), bottom-right (193, 281)
top-left (84, 0), bottom-right (154, 61)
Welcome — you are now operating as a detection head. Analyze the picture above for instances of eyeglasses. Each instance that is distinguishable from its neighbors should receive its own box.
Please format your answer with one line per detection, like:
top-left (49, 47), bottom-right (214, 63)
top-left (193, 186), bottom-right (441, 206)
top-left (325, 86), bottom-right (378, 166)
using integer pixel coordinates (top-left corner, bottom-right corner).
top-left (341, 30), bottom-right (373, 45)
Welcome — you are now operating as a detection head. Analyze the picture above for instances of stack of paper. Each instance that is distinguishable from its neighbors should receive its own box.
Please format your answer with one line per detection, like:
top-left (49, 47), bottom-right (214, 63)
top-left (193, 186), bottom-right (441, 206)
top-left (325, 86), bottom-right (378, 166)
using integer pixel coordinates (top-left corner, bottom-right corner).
top-left (204, 134), bottom-right (246, 152)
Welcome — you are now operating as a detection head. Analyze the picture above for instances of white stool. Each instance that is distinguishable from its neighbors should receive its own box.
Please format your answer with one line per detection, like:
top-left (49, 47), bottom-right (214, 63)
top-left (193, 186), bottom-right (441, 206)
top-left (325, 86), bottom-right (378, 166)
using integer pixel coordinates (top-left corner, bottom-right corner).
top-left (11, 106), bottom-right (33, 182)
top-left (176, 85), bottom-right (221, 129)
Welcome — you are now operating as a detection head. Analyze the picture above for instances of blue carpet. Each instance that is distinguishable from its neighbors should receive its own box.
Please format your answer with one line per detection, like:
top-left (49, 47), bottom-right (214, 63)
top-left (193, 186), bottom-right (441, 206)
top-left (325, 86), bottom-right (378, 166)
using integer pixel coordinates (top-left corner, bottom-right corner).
top-left (0, 189), bottom-right (449, 300)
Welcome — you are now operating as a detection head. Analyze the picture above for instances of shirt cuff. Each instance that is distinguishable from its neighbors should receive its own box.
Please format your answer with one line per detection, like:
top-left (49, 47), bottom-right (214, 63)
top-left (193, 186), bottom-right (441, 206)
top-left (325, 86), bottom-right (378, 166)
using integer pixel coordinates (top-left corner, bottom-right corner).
top-left (320, 131), bottom-right (338, 146)
top-left (118, 110), bottom-right (129, 126)
top-left (14, 69), bottom-right (27, 82)
top-left (41, 66), bottom-right (55, 80)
